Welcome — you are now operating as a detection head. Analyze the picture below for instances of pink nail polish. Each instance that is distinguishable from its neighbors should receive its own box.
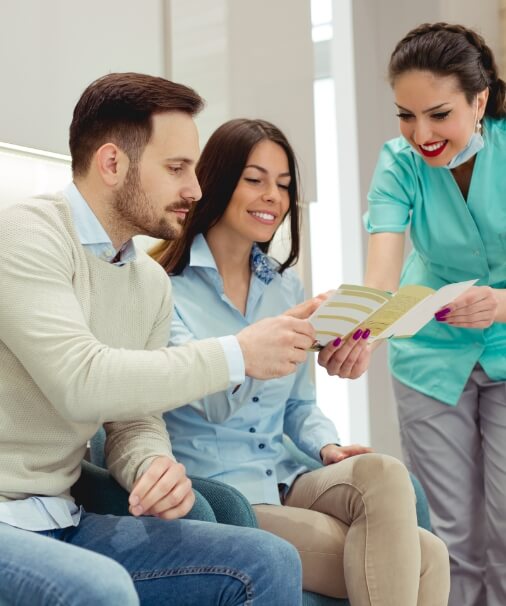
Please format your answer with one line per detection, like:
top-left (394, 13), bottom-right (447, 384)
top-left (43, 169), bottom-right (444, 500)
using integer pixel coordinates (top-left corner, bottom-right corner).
top-left (333, 337), bottom-right (341, 347)
top-left (353, 329), bottom-right (363, 340)
top-left (362, 328), bottom-right (371, 339)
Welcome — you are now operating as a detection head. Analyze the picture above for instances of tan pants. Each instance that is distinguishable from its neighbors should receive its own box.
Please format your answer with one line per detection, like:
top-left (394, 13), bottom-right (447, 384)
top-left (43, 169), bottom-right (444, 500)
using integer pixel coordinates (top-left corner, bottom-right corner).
top-left (253, 453), bottom-right (450, 605)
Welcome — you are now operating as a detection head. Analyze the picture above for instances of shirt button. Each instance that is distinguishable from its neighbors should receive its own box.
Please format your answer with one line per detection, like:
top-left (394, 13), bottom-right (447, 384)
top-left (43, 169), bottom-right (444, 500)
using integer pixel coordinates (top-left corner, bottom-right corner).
top-left (473, 250), bottom-right (481, 256)
top-left (266, 469), bottom-right (272, 476)
top-left (252, 396), bottom-right (259, 403)
top-left (259, 443), bottom-right (265, 449)
top-left (249, 427), bottom-right (256, 433)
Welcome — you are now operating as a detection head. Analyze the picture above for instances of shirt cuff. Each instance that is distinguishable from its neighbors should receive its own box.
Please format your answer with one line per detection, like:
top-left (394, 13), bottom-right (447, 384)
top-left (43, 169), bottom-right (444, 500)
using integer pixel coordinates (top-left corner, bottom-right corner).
top-left (217, 335), bottom-right (245, 387)
top-left (307, 433), bottom-right (341, 461)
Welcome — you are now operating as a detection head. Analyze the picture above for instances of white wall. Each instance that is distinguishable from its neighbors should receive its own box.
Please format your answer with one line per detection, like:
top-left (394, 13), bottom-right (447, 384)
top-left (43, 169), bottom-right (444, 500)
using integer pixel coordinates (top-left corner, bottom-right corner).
top-left (0, 0), bottom-right (168, 154)
top-left (170, 0), bottom-right (317, 291)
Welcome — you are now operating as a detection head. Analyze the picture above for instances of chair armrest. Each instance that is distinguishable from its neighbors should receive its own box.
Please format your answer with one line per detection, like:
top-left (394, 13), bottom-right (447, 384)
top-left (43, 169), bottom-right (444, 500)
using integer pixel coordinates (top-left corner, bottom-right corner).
top-left (72, 461), bottom-right (217, 522)
top-left (191, 476), bottom-right (258, 528)
top-left (72, 460), bottom-right (131, 516)
top-left (409, 473), bottom-right (431, 531)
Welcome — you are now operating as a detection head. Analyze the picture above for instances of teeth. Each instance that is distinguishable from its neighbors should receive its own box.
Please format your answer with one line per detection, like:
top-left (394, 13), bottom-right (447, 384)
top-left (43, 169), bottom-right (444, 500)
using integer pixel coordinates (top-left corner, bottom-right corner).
top-left (420, 141), bottom-right (445, 151)
top-left (250, 211), bottom-right (275, 221)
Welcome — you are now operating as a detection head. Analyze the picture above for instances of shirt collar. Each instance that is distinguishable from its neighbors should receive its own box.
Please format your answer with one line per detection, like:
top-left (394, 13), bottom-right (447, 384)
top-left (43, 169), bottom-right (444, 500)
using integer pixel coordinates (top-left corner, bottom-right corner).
top-left (189, 234), bottom-right (276, 285)
top-left (63, 182), bottom-right (136, 264)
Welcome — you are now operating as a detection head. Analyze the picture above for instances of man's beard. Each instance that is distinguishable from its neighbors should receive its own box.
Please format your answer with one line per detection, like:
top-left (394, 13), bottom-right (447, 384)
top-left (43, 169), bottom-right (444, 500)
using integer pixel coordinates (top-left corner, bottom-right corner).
top-left (112, 165), bottom-right (189, 241)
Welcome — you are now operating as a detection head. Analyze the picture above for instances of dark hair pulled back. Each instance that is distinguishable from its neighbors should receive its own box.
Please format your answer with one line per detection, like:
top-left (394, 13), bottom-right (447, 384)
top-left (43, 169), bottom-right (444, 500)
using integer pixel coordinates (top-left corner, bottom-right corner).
top-left (389, 22), bottom-right (506, 118)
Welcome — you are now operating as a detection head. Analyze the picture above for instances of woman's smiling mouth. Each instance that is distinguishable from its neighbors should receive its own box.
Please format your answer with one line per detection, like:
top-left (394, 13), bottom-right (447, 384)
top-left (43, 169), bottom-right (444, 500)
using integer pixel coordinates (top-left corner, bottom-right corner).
top-left (418, 140), bottom-right (448, 157)
top-left (248, 211), bottom-right (277, 224)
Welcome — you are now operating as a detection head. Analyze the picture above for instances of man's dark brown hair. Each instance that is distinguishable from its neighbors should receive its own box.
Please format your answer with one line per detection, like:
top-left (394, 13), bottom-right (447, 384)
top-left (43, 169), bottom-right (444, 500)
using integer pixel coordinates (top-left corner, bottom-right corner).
top-left (69, 72), bottom-right (204, 176)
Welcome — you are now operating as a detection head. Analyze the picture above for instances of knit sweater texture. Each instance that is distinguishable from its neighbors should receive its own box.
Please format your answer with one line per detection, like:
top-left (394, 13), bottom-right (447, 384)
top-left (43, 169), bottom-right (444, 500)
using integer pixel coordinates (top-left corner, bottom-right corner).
top-left (0, 195), bottom-right (229, 502)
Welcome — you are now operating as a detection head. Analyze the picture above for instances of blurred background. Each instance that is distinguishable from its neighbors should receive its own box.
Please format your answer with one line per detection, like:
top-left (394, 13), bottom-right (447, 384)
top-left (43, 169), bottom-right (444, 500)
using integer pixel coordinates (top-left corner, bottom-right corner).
top-left (1, 0), bottom-right (504, 457)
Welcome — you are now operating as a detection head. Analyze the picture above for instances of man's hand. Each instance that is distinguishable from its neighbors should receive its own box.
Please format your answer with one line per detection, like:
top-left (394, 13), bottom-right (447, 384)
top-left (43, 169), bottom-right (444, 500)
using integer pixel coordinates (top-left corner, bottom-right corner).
top-left (435, 286), bottom-right (499, 328)
top-left (128, 456), bottom-right (194, 520)
top-left (237, 316), bottom-right (315, 379)
top-left (320, 443), bottom-right (373, 465)
top-left (283, 292), bottom-right (331, 320)
top-left (318, 330), bottom-right (372, 379)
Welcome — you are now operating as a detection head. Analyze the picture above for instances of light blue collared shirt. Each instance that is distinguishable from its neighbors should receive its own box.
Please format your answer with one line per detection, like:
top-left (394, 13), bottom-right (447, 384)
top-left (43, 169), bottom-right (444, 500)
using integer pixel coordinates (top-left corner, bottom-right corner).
top-left (65, 182), bottom-right (137, 265)
top-left (165, 234), bottom-right (340, 505)
top-left (0, 185), bottom-right (243, 530)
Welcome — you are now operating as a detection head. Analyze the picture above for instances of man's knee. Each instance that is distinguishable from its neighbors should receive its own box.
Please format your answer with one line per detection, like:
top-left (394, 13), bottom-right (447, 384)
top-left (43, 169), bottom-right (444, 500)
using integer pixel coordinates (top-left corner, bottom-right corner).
top-left (76, 559), bottom-right (139, 606)
top-left (247, 527), bottom-right (302, 579)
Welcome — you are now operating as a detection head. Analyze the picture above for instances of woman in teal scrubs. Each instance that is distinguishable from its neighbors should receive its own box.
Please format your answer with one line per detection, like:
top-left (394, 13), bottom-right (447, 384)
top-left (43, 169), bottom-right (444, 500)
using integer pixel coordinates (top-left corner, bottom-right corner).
top-left (363, 23), bottom-right (506, 606)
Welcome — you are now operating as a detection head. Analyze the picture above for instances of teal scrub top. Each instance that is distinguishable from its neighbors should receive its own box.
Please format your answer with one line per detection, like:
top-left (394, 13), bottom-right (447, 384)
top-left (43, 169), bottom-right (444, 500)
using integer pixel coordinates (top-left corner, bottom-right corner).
top-left (364, 116), bottom-right (506, 405)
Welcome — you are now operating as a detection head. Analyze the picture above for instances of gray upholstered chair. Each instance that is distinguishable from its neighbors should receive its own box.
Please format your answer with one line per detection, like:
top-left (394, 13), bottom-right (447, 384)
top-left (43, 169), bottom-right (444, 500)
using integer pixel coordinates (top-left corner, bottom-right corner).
top-left (82, 429), bottom-right (432, 606)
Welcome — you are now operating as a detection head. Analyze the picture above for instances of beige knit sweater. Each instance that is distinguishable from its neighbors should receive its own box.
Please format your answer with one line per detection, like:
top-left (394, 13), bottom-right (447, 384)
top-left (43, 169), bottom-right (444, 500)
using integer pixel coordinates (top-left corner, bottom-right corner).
top-left (0, 195), bottom-right (229, 502)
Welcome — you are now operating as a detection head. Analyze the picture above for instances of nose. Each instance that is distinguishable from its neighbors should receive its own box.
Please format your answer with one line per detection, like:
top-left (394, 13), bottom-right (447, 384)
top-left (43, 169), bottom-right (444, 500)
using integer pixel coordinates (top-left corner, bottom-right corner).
top-left (412, 120), bottom-right (433, 145)
top-left (262, 181), bottom-right (281, 204)
top-left (182, 172), bottom-right (202, 204)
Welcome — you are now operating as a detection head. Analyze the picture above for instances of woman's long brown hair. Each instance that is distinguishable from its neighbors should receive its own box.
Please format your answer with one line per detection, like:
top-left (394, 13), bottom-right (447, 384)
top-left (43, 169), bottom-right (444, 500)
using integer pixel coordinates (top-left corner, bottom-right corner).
top-left (151, 118), bottom-right (301, 275)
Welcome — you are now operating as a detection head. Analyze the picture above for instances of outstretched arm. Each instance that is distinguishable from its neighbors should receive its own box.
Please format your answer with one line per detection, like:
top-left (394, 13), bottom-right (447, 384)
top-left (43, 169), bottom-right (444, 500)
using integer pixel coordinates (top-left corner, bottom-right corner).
top-left (317, 232), bottom-right (405, 378)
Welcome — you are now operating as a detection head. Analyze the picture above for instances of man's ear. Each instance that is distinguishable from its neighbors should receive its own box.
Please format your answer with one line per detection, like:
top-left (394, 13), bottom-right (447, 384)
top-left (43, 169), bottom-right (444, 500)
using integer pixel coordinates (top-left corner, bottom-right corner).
top-left (95, 143), bottom-right (129, 186)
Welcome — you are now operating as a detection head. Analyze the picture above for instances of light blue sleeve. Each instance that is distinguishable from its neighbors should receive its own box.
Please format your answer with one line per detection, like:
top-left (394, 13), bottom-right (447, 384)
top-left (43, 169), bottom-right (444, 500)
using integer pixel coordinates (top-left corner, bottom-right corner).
top-left (170, 306), bottom-right (259, 424)
top-left (363, 139), bottom-right (417, 234)
top-left (282, 276), bottom-right (340, 461)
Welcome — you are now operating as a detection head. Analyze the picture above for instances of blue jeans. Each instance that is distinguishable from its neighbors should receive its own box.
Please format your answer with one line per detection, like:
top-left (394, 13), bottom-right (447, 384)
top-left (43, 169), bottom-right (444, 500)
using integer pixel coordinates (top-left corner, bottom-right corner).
top-left (0, 512), bottom-right (302, 606)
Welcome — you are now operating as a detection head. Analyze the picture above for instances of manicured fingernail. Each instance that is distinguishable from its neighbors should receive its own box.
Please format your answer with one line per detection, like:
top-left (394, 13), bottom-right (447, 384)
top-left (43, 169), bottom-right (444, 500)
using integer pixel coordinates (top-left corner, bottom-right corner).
top-left (332, 337), bottom-right (341, 347)
top-left (353, 329), bottom-right (363, 340)
top-left (435, 309), bottom-right (450, 321)
top-left (435, 307), bottom-right (450, 318)
top-left (131, 505), bottom-right (143, 516)
top-left (362, 328), bottom-right (371, 339)
top-left (129, 495), bottom-right (140, 506)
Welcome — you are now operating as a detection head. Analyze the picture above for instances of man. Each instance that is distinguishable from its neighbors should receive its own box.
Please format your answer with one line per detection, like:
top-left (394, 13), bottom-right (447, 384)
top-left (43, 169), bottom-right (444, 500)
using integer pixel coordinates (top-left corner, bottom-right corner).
top-left (0, 72), bottom-right (314, 605)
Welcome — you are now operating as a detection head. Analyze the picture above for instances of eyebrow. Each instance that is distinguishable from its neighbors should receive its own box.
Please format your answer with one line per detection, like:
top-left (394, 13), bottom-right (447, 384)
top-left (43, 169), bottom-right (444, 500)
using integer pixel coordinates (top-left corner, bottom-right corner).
top-left (395, 102), bottom-right (450, 114)
top-left (245, 164), bottom-right (291, 178)
top-left (164, 157), bottom-right (195, 165)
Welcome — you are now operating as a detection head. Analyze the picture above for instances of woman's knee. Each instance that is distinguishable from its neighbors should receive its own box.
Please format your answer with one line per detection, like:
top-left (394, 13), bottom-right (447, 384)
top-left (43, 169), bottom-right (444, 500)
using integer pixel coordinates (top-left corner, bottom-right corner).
top-left (350, 453), bottom-right (412, 493)
top-left (419, 528), bottom-right (451, 601)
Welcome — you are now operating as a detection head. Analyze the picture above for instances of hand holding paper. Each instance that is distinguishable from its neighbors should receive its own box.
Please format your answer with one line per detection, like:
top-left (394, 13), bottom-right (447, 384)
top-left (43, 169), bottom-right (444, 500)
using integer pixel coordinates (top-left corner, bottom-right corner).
top-left (309, 279), bottom-right (478, 348)
top-left (434, 285), bottom-right (498, 328)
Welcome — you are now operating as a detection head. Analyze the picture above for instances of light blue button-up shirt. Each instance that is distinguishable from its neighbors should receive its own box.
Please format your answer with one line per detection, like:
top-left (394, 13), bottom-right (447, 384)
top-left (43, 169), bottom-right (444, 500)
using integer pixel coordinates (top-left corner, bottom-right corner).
top-left (165, 234), bottom-right (340, 505)
top-left (364, 116), bottom-right (506, 405)
top-left (0, 184), bottom-right (243, 530)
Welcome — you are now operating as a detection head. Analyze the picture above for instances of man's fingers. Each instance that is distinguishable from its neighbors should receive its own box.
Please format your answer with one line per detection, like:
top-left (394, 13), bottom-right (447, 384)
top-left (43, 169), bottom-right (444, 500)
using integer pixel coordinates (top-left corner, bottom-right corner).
top-left (284, 293), bottom-right (333, 320)
top-left (130, 457), bottom-right (170, 506)
top-left (284, 298), bottom-right (320, 319)
top-left (130, 460), bottom-right (185, 514)
top-left (293, 332), bottom-right (315, 352)
top-left (145, 477), bottom-right (193, 516)
top-left (156, 490), bottom-right (196, 521)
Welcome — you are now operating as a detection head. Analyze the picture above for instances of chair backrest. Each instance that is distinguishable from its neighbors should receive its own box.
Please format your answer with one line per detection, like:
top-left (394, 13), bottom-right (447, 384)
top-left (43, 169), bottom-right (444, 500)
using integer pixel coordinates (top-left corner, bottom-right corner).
top-left (89, 427), bottom-right (107, 468)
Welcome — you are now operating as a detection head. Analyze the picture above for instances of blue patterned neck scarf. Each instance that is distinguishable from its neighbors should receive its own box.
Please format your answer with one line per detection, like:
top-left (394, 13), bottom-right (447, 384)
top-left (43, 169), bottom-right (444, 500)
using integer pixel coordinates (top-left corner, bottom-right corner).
top-left (250, 244), bottom-right (276, 284)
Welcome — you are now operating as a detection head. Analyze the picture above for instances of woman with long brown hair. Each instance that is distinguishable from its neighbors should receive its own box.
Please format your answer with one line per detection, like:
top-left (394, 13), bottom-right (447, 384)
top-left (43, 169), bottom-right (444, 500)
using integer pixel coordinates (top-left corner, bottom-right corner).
top-left (152, 118), bottom-right (449, 605)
